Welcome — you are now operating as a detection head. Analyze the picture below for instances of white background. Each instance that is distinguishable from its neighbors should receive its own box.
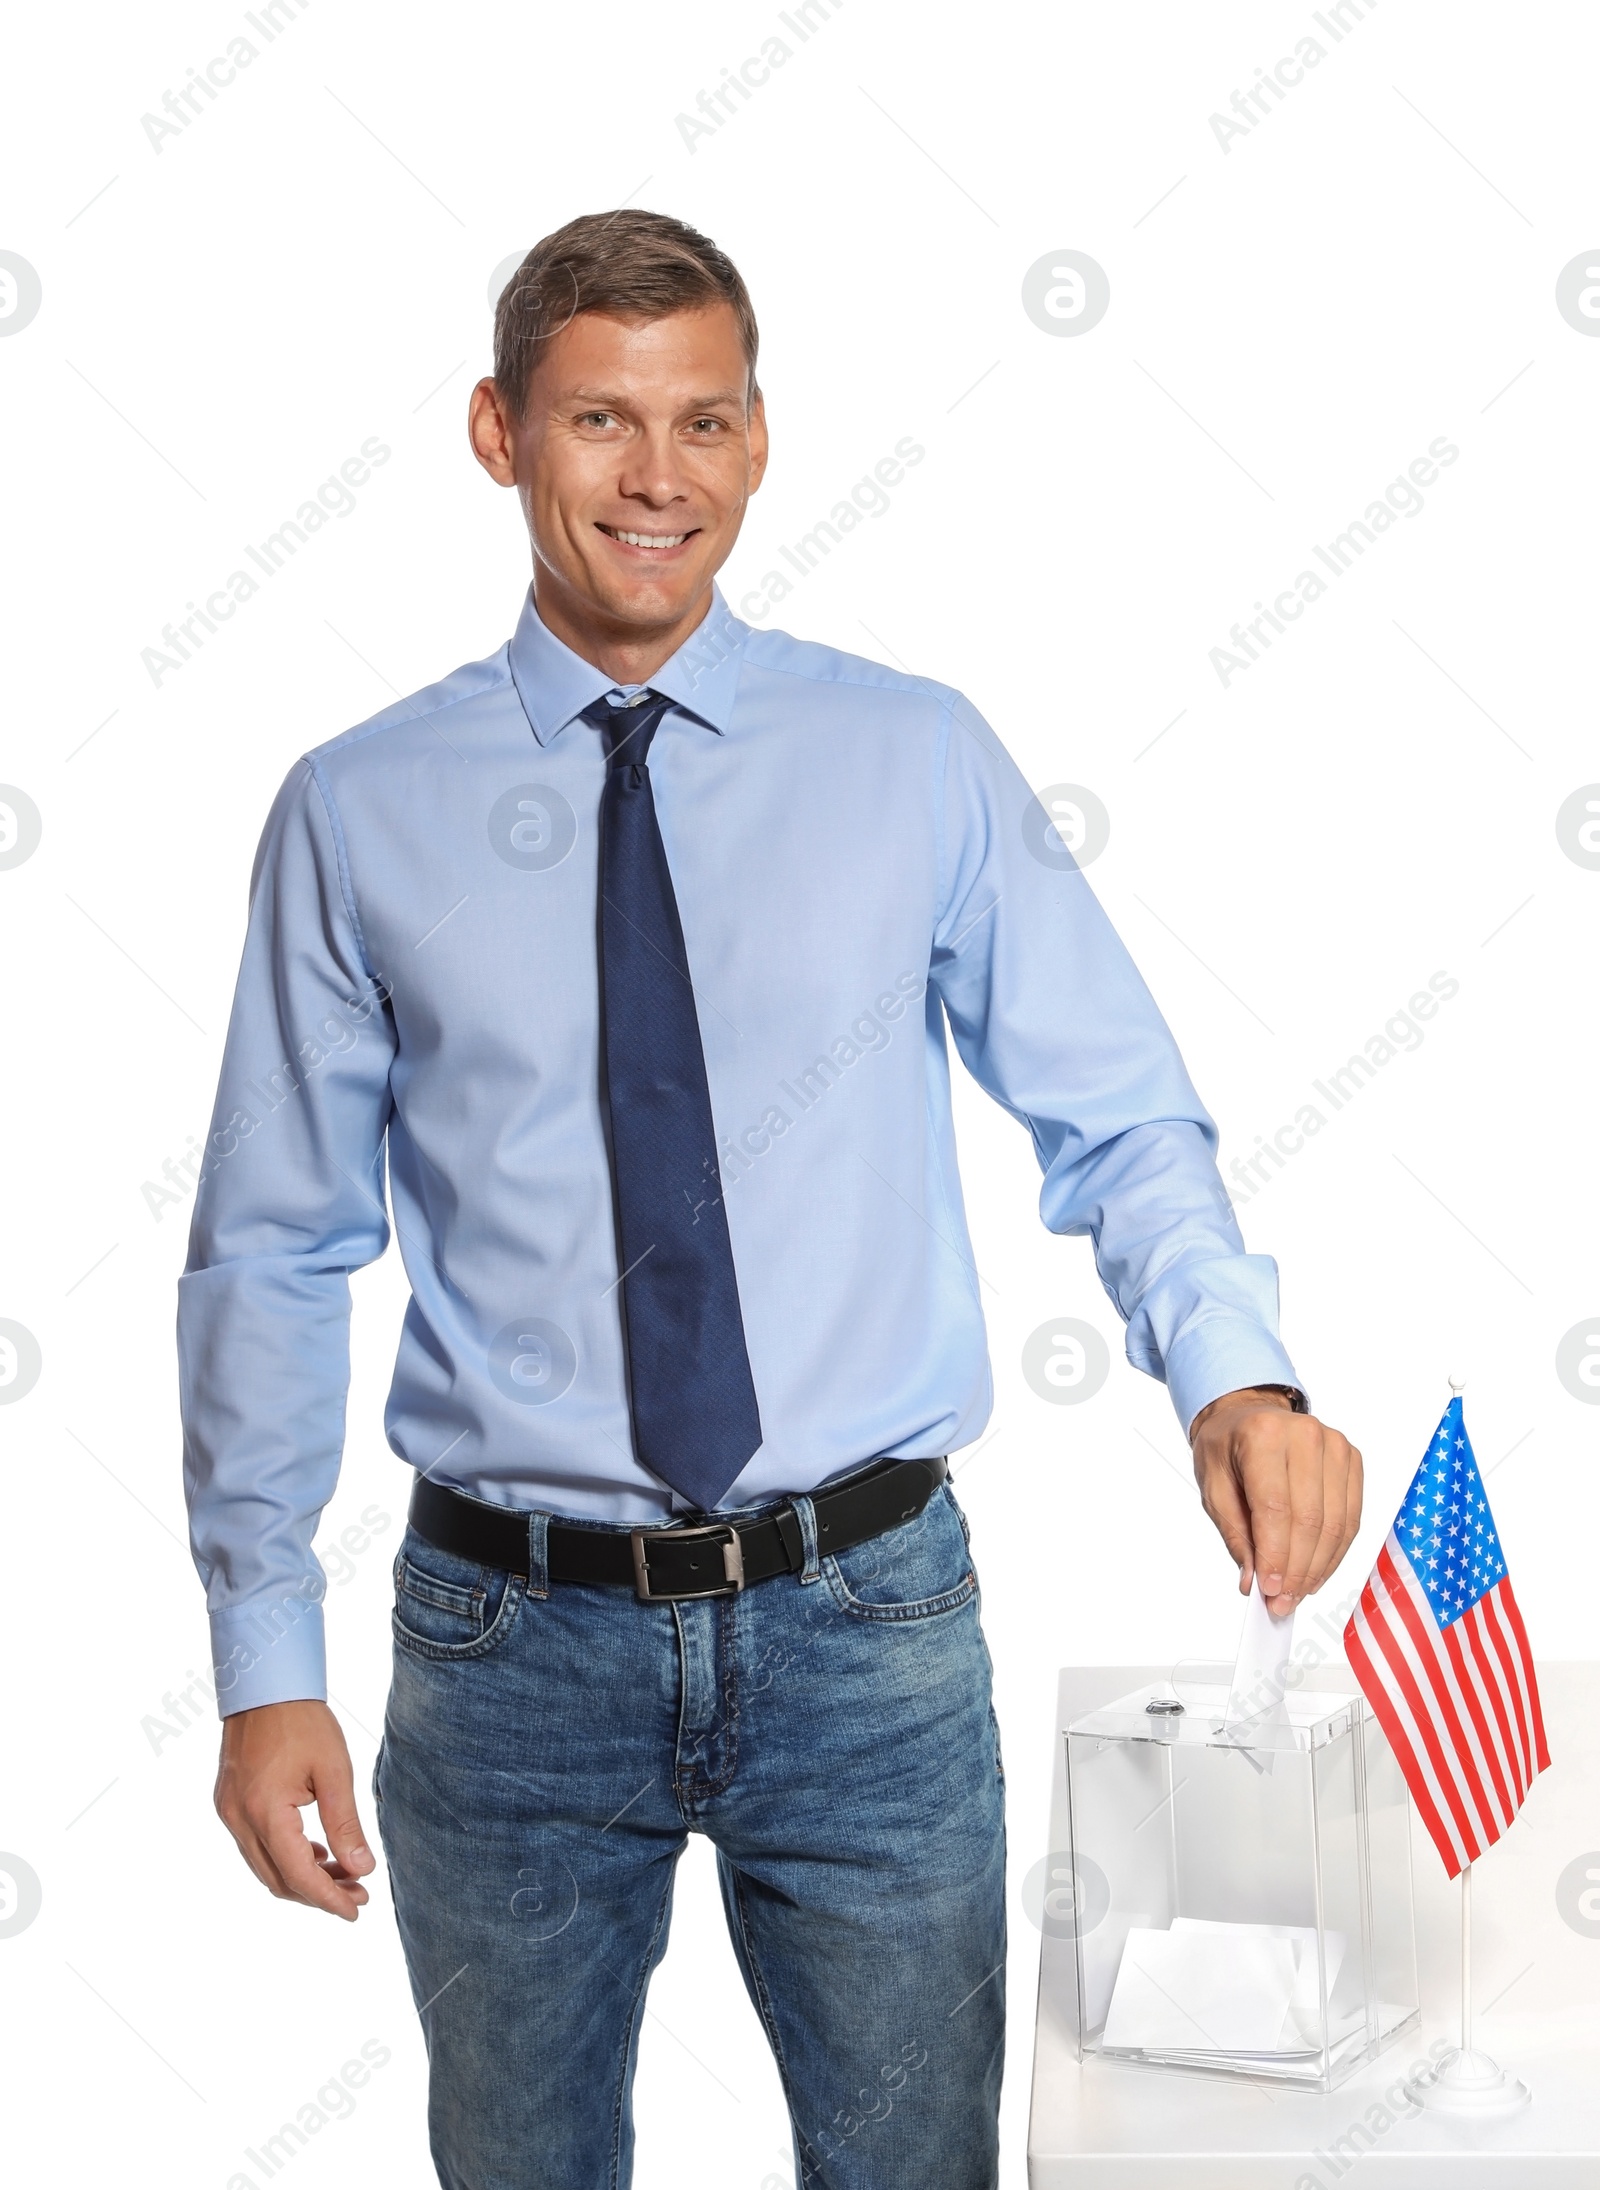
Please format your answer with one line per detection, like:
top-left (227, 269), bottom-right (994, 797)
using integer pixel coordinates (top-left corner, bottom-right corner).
top-left (1, 2), bottom-right (1596, 2183)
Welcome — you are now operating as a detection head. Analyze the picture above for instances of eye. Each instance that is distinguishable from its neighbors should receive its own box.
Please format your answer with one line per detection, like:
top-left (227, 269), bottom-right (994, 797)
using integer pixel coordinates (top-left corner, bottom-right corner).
top-left (686, 416), bottom-right (725, 434)
top-left (577, 409), bottom-right (617, 429)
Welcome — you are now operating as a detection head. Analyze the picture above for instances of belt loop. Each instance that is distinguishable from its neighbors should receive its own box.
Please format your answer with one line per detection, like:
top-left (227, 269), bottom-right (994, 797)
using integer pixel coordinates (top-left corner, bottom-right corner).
top-left (525, 1509), bottom-right (551, 1600)
top-left (790, 1493), bottom-right (822, 1585)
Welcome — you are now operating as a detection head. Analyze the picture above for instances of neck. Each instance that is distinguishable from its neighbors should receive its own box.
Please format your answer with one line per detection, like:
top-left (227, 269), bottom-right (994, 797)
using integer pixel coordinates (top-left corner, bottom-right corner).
top-left (531, 568), bottom-right (716, 686)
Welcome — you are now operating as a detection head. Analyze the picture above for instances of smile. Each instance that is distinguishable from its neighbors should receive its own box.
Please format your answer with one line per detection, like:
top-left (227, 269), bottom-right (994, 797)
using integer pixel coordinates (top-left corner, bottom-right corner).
top-left (596, 525), bottom-right (698, 551)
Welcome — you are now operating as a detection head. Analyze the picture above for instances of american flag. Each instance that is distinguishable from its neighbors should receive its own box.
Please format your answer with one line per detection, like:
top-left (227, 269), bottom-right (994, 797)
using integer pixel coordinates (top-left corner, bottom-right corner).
top-left (1343, 1397), bottom-right (1548, 1879)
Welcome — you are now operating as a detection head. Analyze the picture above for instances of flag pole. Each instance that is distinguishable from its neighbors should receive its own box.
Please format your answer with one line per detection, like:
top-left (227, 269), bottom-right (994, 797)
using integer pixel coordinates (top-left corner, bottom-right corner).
top-left (1462, 1859), bottom-right (1471, 2057)
top-left (1453, 1375), bottom-right (1472, 2066)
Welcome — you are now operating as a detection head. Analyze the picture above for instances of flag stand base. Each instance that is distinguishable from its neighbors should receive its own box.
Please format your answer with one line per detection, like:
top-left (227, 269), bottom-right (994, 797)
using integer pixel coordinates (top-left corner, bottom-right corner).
top-left (1402, 1855), bottom-right (1531, 2115)
top-left (1406, 2046), bottom-right (1531, 2117)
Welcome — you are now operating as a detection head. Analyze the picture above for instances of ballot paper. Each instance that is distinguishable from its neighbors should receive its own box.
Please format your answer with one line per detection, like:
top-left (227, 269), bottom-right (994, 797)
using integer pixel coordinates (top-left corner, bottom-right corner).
top-left (1220, 1576), bottom-right (1296, 1754)
top-left (1102, 1924), bottom-right (1297, 2054)
top-left (1171, 1919), bottom-right (1349, 2052)
top-left (1102, 1918), bottom-right (1353, 2061)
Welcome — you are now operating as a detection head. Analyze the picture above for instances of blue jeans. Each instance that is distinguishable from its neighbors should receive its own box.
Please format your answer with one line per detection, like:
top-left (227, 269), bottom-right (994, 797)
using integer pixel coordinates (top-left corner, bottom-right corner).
top-left (373, 1476), bottom-right (1006, 2190)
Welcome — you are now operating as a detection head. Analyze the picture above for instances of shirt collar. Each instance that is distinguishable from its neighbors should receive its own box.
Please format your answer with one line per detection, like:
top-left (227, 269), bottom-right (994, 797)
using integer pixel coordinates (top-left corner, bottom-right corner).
top-left (506, 581), bottom-right (750, 747)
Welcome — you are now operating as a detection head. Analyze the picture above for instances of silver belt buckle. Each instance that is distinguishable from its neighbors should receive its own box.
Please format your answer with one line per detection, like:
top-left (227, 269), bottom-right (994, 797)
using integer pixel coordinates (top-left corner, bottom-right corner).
top-left (630, 1521), bottom-right (746, 1602)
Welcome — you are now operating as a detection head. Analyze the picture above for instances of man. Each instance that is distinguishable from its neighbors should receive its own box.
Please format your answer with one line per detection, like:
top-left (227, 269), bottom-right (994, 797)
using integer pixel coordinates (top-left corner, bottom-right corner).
top-left (182, 210), bottom-right (1361, 2189)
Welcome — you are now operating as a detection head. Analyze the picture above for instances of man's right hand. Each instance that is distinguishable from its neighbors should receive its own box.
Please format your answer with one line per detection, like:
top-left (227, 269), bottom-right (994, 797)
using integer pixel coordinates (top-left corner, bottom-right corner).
top-left (214, 1699), bottom-right (376, 1922)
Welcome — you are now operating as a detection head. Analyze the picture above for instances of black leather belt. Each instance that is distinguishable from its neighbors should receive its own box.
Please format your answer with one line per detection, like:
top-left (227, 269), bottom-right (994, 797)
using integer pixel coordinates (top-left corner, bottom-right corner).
top-left (407, 1454), bottom-right (949, 1604)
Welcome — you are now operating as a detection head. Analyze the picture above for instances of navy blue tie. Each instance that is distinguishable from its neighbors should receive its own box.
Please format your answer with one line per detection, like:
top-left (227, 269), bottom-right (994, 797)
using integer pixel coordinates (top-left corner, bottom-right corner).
top-left (586, 690), bottom-right (763, 1511)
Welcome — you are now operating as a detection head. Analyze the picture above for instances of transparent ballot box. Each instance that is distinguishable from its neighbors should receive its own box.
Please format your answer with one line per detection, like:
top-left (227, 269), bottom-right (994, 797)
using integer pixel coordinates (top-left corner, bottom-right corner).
top-left (1064, 1681), bottom-right (1419, 2090)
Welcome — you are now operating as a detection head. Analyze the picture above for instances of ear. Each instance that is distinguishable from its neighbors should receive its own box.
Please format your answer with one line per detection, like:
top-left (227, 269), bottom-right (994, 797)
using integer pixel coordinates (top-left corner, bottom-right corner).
top-left (746, 389), bottom-right (769, 496)
top-left (467, 377), bottom-right (518, 487)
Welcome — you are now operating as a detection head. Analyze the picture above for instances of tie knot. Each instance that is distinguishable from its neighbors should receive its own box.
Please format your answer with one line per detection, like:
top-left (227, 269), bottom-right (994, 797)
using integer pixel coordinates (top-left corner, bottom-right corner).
top-left (583, 690), bottom-right (672, 770)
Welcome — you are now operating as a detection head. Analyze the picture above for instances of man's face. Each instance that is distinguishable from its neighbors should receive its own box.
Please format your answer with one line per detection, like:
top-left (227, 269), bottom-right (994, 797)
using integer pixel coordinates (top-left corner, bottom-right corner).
top-left (471, 302), bottom-right (767, 644)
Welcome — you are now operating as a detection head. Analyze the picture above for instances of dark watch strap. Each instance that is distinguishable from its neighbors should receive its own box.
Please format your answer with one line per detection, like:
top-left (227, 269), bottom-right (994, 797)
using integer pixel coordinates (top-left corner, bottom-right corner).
top-left (1257, 1384), bottom-right (1310, 1413)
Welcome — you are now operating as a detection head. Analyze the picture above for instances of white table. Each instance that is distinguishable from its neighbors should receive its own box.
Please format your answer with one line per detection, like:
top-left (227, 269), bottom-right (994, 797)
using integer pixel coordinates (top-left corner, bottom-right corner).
top-left (1027, 1663), bottom-right (1600, 2186)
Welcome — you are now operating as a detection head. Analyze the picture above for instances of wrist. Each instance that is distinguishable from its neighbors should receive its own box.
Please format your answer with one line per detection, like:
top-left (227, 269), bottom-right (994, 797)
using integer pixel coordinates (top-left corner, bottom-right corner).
top-left (1189, 1383), bottom-right (1303, 1443)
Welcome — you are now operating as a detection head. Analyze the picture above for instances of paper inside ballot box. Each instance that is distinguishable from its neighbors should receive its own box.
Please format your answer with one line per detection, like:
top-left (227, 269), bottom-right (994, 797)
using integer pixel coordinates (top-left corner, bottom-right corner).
top-left (1102, 1919), bottom-right (1357, 2058)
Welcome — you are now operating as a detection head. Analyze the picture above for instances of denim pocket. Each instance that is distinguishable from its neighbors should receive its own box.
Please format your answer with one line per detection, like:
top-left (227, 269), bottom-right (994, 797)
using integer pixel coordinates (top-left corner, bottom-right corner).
top-left (822, 1483), bottom-right (977, 1622)
top-left (391, 1526), bottom-right (525, 1660)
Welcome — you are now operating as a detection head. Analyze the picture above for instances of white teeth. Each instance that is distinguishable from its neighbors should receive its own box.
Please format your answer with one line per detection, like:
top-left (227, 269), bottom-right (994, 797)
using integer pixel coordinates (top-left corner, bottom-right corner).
top-left (607, 529), bottom-right (688, 548)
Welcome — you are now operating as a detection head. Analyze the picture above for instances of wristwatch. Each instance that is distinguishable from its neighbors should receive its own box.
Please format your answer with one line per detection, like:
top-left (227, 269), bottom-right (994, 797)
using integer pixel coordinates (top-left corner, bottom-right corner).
top-left (1253, 1383), bottom-right (1309, 1413)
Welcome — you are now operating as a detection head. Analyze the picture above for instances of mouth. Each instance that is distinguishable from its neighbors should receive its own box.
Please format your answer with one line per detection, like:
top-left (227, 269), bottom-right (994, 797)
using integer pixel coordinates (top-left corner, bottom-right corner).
top-left (595, 523), bottom-right (701, 557)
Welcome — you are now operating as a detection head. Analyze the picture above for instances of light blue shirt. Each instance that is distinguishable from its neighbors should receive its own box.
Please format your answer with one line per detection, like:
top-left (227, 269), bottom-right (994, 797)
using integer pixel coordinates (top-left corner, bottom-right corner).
top-left (179, 584), bottom-right (1302, 1712)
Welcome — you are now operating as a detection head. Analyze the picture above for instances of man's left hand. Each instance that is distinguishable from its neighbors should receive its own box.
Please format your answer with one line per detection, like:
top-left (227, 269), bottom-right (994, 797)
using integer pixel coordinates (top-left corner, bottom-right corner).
top-left (1189, 1388), bottom-right (1363, 1618)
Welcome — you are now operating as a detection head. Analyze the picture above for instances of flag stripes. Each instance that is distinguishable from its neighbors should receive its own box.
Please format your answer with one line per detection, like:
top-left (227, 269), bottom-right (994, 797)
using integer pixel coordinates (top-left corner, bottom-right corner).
top-left (1343, 1399), bottom-right (1547, 1881)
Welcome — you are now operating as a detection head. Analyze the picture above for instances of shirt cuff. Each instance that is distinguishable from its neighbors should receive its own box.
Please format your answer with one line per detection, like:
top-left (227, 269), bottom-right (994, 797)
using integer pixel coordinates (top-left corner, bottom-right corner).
top-left (208, 1590), bottom-right (328, 1718)
top-left (1157, 1316), bottom-right (1308, 1442)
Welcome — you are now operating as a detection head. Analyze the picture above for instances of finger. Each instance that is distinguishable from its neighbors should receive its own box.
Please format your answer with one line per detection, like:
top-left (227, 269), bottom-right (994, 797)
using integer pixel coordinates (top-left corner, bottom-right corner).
top-left (1276, 1422), bottom-right (1330, 1605)
top-left (1196, 1453), bottom-right (1256, 1593)
top-left (1342, 1441), bottom-right (1364, 1566)
top-left (1238, 1437), bottom-right (1294, 1605)
top-left (308, 1840), bottom-right (370, 1891)
top-left (1322, 1434), bottom-right (1363, 1584)
top-left (299, 1832), bottom-right (370, 1911)
top-left (1300, 1433), bottom-right (1351, 1598)
top-left (216, 1791), bottom-right (291, 1900)
top-left (232, 1820), bottom-right (298, 1903)
top-left (311, 1747), bottom-right (376, 1885)
top-left (259, 1805), bottom-right (366, 1921)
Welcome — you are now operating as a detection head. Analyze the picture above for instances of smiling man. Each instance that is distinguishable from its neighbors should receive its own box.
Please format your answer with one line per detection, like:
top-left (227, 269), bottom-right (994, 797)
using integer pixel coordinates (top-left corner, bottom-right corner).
top-left (182, 210), bottom-right (1361, 2190)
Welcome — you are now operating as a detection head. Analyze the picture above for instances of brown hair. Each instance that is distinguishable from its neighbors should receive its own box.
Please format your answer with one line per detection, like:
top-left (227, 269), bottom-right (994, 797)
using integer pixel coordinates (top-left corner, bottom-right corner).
top-left (493, 210), bottom-right (760, 419)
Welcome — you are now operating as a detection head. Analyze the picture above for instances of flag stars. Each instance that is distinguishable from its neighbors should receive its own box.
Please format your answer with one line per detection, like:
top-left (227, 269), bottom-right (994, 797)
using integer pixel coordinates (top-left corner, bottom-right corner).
top-left (1393, 1408), bottom-right (1518, 1629)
